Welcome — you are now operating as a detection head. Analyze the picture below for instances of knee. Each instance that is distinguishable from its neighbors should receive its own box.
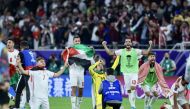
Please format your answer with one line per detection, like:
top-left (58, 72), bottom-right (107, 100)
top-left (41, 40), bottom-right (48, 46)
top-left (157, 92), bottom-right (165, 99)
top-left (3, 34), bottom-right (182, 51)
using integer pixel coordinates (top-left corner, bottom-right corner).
top-left (153, 92), bottom-right (158, 97)
top-left (131, 86), bottom-right (136, 90)
top-left (145, 92), bottom-right (151, 97)
top-left (127, 90), bottom-right (131, 93)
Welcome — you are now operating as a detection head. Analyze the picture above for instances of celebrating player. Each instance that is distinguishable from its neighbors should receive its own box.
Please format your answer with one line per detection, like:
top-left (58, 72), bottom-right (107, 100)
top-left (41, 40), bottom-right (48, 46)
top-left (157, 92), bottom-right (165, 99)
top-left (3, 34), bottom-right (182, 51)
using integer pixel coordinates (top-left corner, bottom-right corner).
top-left (17, 56), bottom-right (68, 109)
top-left (169, 76), bottom-right (189, 109)
top-left (138, 52), bottom-right (170, 109)
top-left (102, 37), bottom-right (152, 109)
top-left (89, 55), bottom-right (106, 109)
top-left (6, 39), bottom-right (19, 90)
top-left (69, 36), bottom-right (85, 109)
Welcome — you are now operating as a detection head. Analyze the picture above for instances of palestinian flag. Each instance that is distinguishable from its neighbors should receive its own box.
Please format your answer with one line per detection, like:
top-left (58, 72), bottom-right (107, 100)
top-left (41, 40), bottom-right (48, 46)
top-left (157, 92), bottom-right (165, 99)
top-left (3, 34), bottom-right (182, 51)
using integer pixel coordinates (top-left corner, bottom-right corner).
top-left (62, 44), bottom-right (95, 68)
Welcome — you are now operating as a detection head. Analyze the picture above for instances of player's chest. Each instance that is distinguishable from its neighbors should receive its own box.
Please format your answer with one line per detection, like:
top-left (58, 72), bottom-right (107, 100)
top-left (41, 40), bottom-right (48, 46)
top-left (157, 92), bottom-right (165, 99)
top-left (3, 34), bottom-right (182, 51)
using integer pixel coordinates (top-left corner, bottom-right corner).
top-left (8, 53), bottom-right (18, 63)
top-left (35, 73), bottom-right (49, 81)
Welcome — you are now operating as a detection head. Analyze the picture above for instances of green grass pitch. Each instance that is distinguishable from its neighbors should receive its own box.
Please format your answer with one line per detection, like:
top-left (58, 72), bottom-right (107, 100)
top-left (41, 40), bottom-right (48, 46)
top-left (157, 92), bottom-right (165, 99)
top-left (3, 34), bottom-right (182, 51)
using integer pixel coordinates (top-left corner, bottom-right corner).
top-left (47, 97), bottom-right (167, 109)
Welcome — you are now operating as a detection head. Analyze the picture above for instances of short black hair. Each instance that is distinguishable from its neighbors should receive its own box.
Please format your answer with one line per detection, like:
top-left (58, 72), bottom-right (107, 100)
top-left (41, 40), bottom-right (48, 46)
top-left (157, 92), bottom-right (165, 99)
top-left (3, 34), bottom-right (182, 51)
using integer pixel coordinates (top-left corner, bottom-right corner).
top-left (7, 38), bottom-right (14, 43)
top-left (20, 41), bottom-right (29, 49)
top-left (106, 68), bottom-right (114, 75)
top-left (148, 52), bottom-right (156, 56)
top-left (125, 37), bottom-right (132, 41)
top-left (73, 35), bottom-right (80, 40)
top-left (36, 57), bottom-right (44, 62)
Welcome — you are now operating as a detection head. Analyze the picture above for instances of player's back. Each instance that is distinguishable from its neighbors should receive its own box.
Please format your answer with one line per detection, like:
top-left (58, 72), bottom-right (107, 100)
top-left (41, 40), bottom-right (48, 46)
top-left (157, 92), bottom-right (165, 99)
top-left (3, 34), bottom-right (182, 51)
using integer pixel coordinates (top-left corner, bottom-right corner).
top-left (19, 49), bottom-right (36, 70)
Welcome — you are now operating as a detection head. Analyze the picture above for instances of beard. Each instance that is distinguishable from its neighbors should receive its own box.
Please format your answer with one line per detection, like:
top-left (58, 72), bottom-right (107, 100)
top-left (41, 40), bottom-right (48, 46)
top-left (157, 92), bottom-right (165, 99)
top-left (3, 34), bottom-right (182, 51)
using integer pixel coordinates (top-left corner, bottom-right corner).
top-left (126, 45), bottom-right (131, 49)
top-left (149, 60), bottom-right (155, 67)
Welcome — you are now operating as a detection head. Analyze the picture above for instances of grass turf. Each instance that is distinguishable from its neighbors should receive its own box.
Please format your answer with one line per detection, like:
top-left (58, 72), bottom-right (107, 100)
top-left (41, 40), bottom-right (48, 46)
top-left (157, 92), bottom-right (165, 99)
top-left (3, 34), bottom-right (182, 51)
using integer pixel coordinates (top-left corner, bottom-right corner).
top-left (46, 97), bottom-right (167, 109)
top-left (13, 97), bottom-right (167, 109)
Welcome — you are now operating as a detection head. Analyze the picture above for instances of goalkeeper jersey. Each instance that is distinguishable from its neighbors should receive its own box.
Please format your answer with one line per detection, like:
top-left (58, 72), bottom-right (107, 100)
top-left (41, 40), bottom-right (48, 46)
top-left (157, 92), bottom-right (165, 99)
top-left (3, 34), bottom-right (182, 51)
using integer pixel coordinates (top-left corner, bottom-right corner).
top-left (89, 61), bottom-right (106, 109)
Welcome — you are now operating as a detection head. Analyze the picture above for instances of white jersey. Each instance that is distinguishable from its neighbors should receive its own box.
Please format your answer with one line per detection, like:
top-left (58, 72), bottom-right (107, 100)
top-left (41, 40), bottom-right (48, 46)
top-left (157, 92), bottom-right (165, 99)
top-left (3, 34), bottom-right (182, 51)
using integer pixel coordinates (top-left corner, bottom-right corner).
top-left (8, 49), bottom-right (19, 65)
top-left (28, 70), bottom-right (54, 99)
top-left (171, 79), bottom-right (186, 95)
top-left (185, 57), bottom-right (190, 83)
top-left (170, 79), bottom-right (188, 107)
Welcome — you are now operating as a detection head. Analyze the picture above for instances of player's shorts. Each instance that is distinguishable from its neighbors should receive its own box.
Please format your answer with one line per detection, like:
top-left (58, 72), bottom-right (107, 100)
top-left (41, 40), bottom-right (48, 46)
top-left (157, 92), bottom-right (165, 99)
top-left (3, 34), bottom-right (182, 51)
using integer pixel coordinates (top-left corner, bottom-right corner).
top-left (142, 84), bottom-right (158, 93)
top-left (178, 94), bottom-right (188, 106)
top-left (170, 93), bottom-right (188, 106)
top-left (30, 97), bottom-right (49, 109)
top-left (123, 73), bottom-right (138, 90)
top-left (69, 64), bottom-right (84, 88)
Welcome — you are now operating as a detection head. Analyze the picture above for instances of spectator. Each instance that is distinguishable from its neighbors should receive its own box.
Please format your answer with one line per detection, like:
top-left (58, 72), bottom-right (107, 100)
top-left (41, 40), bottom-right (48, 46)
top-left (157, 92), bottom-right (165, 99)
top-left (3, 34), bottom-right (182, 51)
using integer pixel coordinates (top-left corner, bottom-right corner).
top-left (91, 24), bottom-right (100, 44)
top-left (160, 15), bottom-right (173, 47)
top-left (47, 54), bottom-right (59, 73)
top-left (1, 0), bottom-right (190, 49)
top-left (181, 21), bottom-right (190, 42)
top-left (160, 52), bottom-right (176, 76)
top-left (16, 1), bottom-right (29, 19)
top-left (109, 20), bottom-right (119, 49)
top-left (173, 13), bottom-right (183, 44)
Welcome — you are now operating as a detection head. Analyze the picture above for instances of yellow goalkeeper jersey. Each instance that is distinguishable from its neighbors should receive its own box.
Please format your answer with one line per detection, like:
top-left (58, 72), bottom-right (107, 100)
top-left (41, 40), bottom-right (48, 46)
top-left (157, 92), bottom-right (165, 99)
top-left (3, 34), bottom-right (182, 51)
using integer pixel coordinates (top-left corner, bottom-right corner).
top-left (88, 56), bottom-right (120, 109)
top-left (89, 61), bottom-right (106, 109)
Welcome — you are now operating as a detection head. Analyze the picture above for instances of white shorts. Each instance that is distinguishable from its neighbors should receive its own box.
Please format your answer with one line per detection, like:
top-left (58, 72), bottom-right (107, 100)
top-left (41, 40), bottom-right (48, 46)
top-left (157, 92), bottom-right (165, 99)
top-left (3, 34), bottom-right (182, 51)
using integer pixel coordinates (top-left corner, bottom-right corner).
top-left (170, 93), bottom-right (188, 106)
top-left (123, 73), bottom-right (138, 90)
top-left (69, 64), bottom-right (84, 88)
top-left (142, 84), bottom-right (158, 93)
top-left (178, 94), bottom-right (188, 106)
top-left (30, 97), bottom-right (49, 109)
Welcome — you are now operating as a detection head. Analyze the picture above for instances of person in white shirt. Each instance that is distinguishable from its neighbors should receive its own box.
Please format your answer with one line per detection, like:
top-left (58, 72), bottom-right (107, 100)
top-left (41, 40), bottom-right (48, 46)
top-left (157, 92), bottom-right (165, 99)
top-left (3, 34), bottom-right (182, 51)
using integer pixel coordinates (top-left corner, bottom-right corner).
top-left (102, 37), bottom-right (152, 109)
top-left (160, 16), bottom-right (173, 46)
top-left (6, 39), bottom-right (19, 90)
top-left (169, 76), bottom-right (189, 109)
top-left (185, 56), bottom-right (190, 84)
top-left (69, 36), bottom-right (86, 109)
top-left (17, 56), bottom-right (68, 109)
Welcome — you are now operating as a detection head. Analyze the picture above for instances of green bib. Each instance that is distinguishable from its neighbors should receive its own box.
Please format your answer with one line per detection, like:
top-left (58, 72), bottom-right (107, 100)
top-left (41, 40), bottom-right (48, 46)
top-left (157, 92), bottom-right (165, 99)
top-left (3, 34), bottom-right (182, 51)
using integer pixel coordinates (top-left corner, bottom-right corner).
top-left (120, 48), bottom-right (139, 74)
top-left (143, 67), bottom-right (158, 87)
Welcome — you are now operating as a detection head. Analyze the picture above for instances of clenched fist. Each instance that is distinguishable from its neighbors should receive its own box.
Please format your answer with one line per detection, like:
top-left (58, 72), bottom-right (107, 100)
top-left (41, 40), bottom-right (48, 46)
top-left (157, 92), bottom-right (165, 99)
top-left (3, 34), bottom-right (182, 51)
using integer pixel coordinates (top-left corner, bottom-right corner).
top-left (149, 40), bottom-right (153, 45)
top-left (102, 41), bottom-right (107, 46)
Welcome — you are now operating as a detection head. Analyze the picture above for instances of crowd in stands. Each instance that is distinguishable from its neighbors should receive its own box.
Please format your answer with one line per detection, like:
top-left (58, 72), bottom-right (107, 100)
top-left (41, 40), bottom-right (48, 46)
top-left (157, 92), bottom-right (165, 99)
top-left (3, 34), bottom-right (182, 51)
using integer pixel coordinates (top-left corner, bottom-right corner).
top-left (1, 0), bottom-right (190, 49)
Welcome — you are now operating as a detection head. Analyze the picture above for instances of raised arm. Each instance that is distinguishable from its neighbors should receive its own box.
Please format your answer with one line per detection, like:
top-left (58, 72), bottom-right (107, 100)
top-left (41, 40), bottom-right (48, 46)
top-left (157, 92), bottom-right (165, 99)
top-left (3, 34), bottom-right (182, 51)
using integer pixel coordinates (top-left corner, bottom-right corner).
top-left (142, 40), bottom-right (153, 55)
top-left (102, 41), bottom-right (114, 56)
top-left (89, 61), bottom-right (101, 76)
top-left (54, 62), bottom-right (68, 77)
top-left (111, 56), bottom-right (120, 70)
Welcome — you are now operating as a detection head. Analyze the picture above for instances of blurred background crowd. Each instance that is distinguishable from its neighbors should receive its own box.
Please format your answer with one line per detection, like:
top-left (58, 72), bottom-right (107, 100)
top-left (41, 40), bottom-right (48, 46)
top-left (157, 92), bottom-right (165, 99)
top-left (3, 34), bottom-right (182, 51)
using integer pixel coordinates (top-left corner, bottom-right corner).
top-left (1, 0), bottom-right (190, 49)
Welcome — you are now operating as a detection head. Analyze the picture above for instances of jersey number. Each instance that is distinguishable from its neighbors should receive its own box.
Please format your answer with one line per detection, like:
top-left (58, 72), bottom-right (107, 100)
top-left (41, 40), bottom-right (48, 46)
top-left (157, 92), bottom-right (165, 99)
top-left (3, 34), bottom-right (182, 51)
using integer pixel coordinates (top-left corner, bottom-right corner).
top-left (132, 80), bottom-right (136, 85)
top-left (9, 58), bottom-right (12, 62)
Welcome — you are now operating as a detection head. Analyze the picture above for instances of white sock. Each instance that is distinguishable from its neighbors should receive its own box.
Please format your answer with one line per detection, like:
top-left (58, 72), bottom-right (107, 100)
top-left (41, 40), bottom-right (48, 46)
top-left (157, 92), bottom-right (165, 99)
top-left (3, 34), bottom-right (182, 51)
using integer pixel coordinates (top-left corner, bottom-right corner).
top-left (71, 96), bottom-right (76, 109)
top-left (129, 90), bottom-right (136, 108)
top-left (144, 96), bottom-right (150, 109)
top-left (76, 97), bottom-right (82, 109)
top-left (149, 96), bottom-right (157, 107)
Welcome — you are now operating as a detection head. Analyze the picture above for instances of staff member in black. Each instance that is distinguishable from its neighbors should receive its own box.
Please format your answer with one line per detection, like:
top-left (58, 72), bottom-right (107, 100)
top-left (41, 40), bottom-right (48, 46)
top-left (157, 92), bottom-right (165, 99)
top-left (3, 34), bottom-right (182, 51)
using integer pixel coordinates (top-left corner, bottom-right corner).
top-left (15, 41), bottom-right (36, 108)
